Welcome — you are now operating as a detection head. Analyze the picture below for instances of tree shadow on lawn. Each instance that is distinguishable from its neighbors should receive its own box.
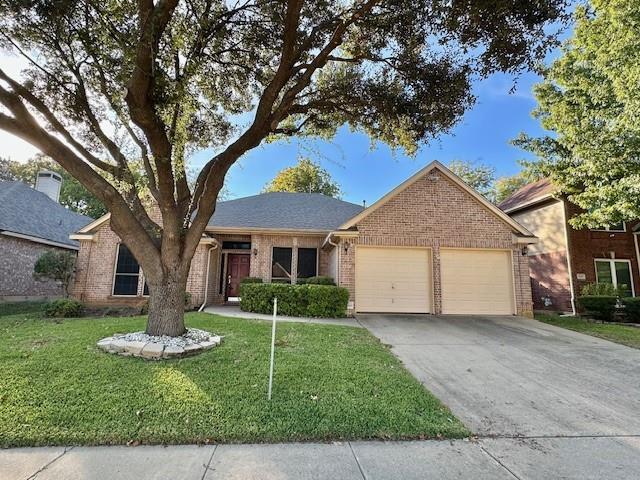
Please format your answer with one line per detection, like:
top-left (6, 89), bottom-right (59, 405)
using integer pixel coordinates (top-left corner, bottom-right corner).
top-left (0, 313), bottom-right (469, 446)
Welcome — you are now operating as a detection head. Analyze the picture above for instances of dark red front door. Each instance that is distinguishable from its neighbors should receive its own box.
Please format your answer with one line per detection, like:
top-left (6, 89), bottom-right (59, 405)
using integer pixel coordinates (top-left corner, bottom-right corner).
top-left (227, 254), bottom-right (250, 298)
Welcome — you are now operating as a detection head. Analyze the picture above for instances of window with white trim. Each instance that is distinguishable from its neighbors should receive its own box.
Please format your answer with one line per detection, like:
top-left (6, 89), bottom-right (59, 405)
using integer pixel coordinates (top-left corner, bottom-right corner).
top-left (113, 244), bottom-right (140, 296)
top-left (593, 222), bottom-right (626, 232)
top-left (595, 259), bottom-right (633, 297)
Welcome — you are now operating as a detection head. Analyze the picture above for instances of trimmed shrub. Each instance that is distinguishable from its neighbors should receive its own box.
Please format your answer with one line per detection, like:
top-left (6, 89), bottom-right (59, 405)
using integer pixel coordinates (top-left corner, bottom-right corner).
top-left (43, 299), bottom-right (83, 318)
top-left (581, 282), bottom-right (621, 297)
top-left (621, 297), bottom-right (640, 323)
top-left (304, 285), bottom-right (349, 317)
top-left (298, 276), bottom-right (336, 286)
top-left (240, 277), bottom-right (263, 284)
top-left (240, 282), bottom-right (349, 317)
top-left (577, 296), bottom-right (618, 322)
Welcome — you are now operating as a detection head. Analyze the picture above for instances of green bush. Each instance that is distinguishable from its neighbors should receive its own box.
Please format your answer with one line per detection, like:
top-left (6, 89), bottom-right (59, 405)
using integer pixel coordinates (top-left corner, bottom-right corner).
top-left (304, 285), bottom-right (349, 317)
top-left (240, 283), bottom-right (349, 317)
top-left (581, 282), bottom-right (621, 296)
top-left (577, 296), bottom-right (618, 321)
top-left (43, 299), bottom-right (83, 318)
top-left (240, 277), bottom-right (263, 284)
top-left (621, 297), bottom-right (640, 323)
top-left (33, 251), bottom-right (76, 296)
top-left (298, 276), bottom-right (336, 286)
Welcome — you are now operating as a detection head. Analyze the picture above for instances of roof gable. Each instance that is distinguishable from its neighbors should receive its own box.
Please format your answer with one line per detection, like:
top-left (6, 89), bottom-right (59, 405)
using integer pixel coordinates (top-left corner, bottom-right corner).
top-left (339, 161), bottom-right (534, 236)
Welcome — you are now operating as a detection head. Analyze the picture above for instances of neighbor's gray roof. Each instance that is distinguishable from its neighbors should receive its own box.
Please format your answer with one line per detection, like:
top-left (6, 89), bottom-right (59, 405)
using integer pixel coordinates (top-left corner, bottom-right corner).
top-left (0, 180), bottom-right (93, 248)
top-left (208, 192), bottom-right (364, 231)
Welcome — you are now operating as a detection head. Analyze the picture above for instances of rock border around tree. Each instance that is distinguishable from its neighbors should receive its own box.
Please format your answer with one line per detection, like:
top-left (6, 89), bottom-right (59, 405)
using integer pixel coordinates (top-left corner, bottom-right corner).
top-left (97, 328), bottom-right (222, 360)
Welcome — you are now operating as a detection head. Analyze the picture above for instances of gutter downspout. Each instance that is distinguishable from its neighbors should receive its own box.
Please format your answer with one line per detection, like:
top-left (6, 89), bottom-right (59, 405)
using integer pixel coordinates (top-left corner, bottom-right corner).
top-left (199, 241), bottom-right (219, 312)
top-left (634, 231), bottom-right (640, 297)
top-left (561, 200), bottom-right (577, 315)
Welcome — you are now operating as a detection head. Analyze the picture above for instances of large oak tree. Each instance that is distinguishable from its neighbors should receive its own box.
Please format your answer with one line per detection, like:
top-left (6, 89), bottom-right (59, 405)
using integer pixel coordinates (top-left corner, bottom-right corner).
top-left (0, 0), bottom-right (567, 336)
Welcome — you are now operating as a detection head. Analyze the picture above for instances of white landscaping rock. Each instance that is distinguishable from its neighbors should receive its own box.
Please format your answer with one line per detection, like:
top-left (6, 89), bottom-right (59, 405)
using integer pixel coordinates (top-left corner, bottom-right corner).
top-left (96, 337), bottom-right (113, 351)
top-left (96, 328), bottom-right (221, 360)
top-left (124, 341), bottom-right (147, 355)
top-left (163, 345), bottom-right (185, 358)
top-left (111, 339), bottom-right (127, 353)
top-left (141, 342), bottom-right (164, 359)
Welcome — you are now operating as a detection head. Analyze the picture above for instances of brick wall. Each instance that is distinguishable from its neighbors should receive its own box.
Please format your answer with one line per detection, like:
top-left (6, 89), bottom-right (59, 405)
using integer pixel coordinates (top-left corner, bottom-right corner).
top-left (71, 220), bottom-right (210, 307)
top-left (337, 167), bottom-right (533, 316)
top-left (511, 200), bottom-right (573, 312)
top-left (0, 235), bottom-right (71, 300)
top-left (528, 251), bottom-right (573, 311)
top-left (72, 224), bottom-right (331, 307)
top-left (205, 233), bottom-right (328, 304)
top-left (565, 203), bottom-right (640, 297)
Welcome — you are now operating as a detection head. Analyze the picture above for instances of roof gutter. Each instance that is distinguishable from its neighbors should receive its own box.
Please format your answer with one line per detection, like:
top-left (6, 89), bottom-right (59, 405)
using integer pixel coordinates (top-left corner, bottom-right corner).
top-left (502, 194), bottom-right (555, 214)
top-left (2, 230), bottom-right (79, 250)
top-left (198, 238), bottom-right (220, 312)
top-left (322, 230), bottom-right (359, 248)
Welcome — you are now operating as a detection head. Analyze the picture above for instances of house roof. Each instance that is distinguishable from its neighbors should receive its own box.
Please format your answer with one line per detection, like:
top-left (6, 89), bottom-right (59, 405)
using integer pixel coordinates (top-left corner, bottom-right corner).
top-left (498, 178), bottom-right (556, 213)
top-left (0, 180), bottom-right (93, 249)
top-left (208, 192), bottom-right (364, 231)
top-left (338, 160), bottom-right (535, 238)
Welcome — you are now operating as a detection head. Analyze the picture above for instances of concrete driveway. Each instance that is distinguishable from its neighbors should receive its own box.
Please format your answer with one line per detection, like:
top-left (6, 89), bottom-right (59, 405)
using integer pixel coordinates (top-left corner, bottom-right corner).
top-left (357, 314), bottom-right (640, 478)
top-left (359, 314), bottom-right (640, 437)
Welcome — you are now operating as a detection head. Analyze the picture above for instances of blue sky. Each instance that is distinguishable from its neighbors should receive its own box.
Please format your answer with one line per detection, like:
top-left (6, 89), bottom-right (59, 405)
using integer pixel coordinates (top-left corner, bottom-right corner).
top-left (189, 70), bottom-right (548, 206)
top-left (0, 37), bottom-right (561, 207)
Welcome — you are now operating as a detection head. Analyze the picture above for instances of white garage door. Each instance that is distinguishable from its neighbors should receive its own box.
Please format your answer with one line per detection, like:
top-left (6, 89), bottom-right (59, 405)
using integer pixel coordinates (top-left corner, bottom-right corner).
top-left (440, 249), bottom-right (515, 315)
top-left (355, 247), bottom-right (431, 313)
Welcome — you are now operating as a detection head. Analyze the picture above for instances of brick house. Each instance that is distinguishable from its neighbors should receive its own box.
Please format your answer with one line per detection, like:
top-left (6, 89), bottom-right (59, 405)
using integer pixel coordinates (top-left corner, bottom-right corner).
top-left (0, 173), bottom-right (93, 301)
top-left (499, 178), bottom-right (640, 314)
top-left (70, 161), bottom-right (537, 316)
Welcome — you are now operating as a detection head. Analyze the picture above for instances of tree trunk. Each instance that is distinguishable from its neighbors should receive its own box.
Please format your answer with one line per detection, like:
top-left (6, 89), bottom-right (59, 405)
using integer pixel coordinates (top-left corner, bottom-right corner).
top-left (145, 272), bottom-right (188, 337)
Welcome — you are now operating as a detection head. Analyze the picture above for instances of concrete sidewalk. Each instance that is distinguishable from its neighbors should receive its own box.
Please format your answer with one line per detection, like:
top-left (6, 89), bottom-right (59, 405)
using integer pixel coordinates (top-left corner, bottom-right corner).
top-left (5, 437), bottom-right (640, 480)
top-left (203, 305), bottom-right (361, 328)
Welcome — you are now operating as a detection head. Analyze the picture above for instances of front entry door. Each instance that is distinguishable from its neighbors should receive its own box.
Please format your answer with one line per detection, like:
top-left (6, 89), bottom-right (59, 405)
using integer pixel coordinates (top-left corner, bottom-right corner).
top-left (227, 254), bottom-right (250, 298)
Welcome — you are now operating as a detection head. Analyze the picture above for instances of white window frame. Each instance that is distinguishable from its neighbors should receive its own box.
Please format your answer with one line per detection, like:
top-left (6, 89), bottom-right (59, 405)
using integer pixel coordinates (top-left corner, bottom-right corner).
top-left (593, 222), bottom-right (626, 232)
top-left (111, 243), bottom-right (142, 297)
top-left (594, 258), bottom-right (635, 296)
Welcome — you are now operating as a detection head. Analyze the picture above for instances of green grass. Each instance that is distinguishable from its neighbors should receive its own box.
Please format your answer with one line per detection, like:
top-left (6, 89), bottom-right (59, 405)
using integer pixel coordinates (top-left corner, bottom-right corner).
top-left (0, 305), bottom-right (468, 447)
top-left (536, 313), bottom-right (640, 349)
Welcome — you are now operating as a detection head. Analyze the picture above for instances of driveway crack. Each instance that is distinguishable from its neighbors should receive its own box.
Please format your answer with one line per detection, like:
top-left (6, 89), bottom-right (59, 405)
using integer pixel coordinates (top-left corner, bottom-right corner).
top-left (347, 442), bottom-right (368, 480)
top-left (478, 443), bottom-right (522, 480)
top-left (27, 446), bottom-right (74, 480)
top-left (201, 444), bottom-right (218, 480)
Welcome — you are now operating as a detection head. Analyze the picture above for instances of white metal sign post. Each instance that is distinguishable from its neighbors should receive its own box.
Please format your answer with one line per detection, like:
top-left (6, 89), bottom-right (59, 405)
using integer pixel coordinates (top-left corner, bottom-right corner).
top-left (268, 297), bottom-right (278, 400)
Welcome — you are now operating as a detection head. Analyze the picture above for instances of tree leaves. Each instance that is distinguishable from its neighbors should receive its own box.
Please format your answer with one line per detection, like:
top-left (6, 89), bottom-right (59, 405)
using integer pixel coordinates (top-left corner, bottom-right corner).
top-left (516, 0), bottom-right (640, 228)
top-left (263, 158), bottom-right (341, 198)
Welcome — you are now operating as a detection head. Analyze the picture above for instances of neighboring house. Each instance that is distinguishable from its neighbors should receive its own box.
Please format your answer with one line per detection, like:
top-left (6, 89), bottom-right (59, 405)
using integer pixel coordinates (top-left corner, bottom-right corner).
top-left (70, 161), bottom-right (537, 316)
top-left (0, 172), bottom-right (93, 301)
top-left (499, 178), bottom-right (640, 314)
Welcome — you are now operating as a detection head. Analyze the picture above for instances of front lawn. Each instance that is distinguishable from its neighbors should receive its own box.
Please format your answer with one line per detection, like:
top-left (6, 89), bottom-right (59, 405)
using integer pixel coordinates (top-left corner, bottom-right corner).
top-left (0, 306), bottom-right (468, 447)
top-left (537, 313), bottom-right (640, 349)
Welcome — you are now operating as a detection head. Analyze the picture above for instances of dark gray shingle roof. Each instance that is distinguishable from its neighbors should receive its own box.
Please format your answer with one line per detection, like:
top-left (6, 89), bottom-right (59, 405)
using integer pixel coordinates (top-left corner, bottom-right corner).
top-left (0, 180), bottom-right (93, 248)
top-left (208, 192), bottom-right (364, 231)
